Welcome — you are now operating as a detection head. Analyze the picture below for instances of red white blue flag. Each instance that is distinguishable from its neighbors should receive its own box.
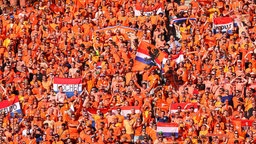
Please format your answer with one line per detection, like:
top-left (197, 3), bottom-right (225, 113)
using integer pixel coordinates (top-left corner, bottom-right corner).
top-left (132, 41), bottom-right (156, 71)
top-left (170, 102), bottom-right (199, 113)
top-left (170, 17), bottom-right (197, 26)
top-left (0, 97), bottom-right (22, 117)
top-left (112, 106), bottom-right (141, 116)
top-left (134, 3), bottom-right (164, 16)
top-left (213, 17), bottom-right (234, 33)
top-left (132, 41), bottom-right (168, 71)
top-left (157, 122), bottom-right (179, 137)
top-left (53, 78), bottom-right (83, 98)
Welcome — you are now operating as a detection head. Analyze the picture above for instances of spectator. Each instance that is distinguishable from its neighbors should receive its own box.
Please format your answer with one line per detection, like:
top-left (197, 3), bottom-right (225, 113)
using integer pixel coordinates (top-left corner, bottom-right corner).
top-left (0, 0), bottom-right (255, 143)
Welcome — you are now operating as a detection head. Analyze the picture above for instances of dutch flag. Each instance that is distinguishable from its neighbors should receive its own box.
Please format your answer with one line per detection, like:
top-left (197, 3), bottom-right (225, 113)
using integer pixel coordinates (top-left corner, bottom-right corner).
top-left (0, 97), bottom-right (22, 117)
top-left (53, 78), bottom-right (83, 98)
top-left (157, 122), bottom-right (179, 137)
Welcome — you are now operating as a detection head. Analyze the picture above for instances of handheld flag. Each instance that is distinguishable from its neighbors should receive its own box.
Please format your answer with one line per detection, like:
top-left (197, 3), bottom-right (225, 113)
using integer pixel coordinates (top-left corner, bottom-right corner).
top-left (134, 3), bottom-right (164, 16)
top-left (53, 78), bottom-right (83, 98)
top-left (132, 41), bottom-right (168, 71)
top-left (112, 106), bottom-right (141, 116)
top-left (132, 41), bottom-right (157, 71)
top-left (170, 102), bottom-right (199, 113)
top-left (0, 97), bottom-right (22, 117)
top-left (157, 122), bottom-right (179, 137)
top-left (86, 108), bottom-right (109, 115)
top-left (213, 17), bottom-right (234, 34)
top-left (170, 18), bottom-right (197, 26)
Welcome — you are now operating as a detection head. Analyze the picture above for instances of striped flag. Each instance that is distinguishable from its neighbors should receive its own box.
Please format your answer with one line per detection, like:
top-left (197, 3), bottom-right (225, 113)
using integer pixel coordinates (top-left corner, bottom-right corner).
top-left (174, 54), bottom-right (184, 64)
top-left (96, 62), bottom-right (102, 69)
top-left (213, 17), bottom-right (234, 34)
top-left (86, 108), bottom-right (109, 115)
top-left (132, 41), bottom-right (168, 71)
top-left (134, 3), bottom-right (164, 16)
top-left (170, 51), bottom-right (185, 64)
top-left (170, 18), bottom-right (197, 39)
top-left (157, 122), bottom-right (179, 137)
top-left (93, 26), bottom-right (143, 40)
top-left (170, 18), bottom-right (197, 26)
top-left (170, 102), bottom-right (199, 113)
top-left (0, 97), bottom-right (22, 117)
top-left (132, 41), bottom-right (156, 71)
top-left (112, 106), bottom-right (141, 116)
top-left (53, 78), bottom-right (83, 98)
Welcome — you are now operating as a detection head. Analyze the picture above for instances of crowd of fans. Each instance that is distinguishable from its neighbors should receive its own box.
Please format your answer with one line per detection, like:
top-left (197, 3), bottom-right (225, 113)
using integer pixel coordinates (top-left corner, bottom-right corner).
top-left (0, 0), bottom-right (255, 143)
